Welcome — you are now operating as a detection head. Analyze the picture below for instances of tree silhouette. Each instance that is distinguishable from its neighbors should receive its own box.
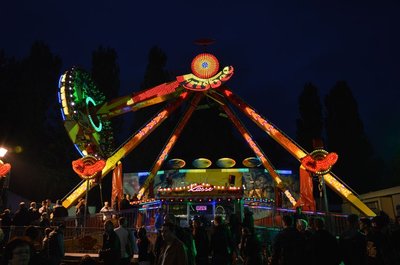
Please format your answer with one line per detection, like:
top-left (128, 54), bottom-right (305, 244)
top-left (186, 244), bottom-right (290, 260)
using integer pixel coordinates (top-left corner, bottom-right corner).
top-left (390, 152), bottom-right (400, 186)
top-left (91, 46), bottom-right (120, 100)
top-left (296, 82), bottom-right (324, 152)
top-left (89, 46), bottom-right (121, 206)
top-left (0, 42), bottom-right (82, 200)
top-left (91, 46), bottom-right (121, 156)
top-left (324, 81), bottom-right (381, 193)
top-left (0, 50), bottom-right (19, 141)
top-left (125, 46), bottom-right (173, 172)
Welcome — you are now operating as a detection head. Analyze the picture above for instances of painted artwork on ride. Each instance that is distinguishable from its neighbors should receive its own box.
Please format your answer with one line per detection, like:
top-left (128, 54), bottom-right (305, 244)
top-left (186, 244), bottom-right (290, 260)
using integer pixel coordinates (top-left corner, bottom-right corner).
top-left (123, 168), bottom-right (299, 205)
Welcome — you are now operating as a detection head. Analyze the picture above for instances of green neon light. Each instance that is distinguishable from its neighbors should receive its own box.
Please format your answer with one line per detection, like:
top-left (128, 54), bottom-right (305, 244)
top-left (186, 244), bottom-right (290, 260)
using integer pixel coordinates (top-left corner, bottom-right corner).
top-left (86, 97), bottom-right (102, 132)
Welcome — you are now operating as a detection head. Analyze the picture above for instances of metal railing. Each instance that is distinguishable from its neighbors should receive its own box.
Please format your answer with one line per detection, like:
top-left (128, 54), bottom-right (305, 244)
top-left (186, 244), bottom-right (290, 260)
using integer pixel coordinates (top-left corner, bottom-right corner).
top-left (2, 206), bottom-right (348, 254)
top-left (246, 205), bottom-right (348, 236)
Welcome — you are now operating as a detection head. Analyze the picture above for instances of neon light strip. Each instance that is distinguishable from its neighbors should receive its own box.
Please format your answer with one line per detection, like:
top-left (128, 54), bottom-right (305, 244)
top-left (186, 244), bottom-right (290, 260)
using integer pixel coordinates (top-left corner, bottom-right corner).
top-left (86, 96), bottom-right (102, 132)
top-left (219, 88), bottom-right (307, 160)
top-left (179, 169), bottom-right (207, 173)
top-left (275, 170), bottom-right (292, 175)
top-left (139, 207), bottom-right (160, 211)
top-left (221, 168), bottom-right (247, 172)
top-left (138, 93), bottom-right (203, 199)
top-left (140, 200), bottom-right (161, 206)
top-left (135, 168), bottom-right (291, 175)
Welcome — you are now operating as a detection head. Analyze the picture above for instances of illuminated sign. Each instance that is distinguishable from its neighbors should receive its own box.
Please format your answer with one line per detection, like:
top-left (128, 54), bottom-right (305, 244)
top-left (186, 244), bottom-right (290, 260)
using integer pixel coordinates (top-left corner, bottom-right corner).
top-left (195, 205), bottom-right (208, 211)
top-left (188, 184), bottom-right (214, 192)
top-left (191, 53), bottom-right (220, 79)
top-left (177, 66), bottom-right (234, 91)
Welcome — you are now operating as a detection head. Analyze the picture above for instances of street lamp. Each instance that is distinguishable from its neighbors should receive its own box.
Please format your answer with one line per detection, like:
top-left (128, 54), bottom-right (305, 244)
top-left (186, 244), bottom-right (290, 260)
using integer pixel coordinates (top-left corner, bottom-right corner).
top-left (0, 147), bottom-right (8, 158)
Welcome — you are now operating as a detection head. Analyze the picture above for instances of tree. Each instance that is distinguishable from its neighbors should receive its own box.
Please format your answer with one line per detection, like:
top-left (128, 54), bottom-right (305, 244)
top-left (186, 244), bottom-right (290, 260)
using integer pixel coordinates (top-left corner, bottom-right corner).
top-left (0, 50), bottom-right (20, 142)
top-left (0, 42), bottom-right (82, 200)
top-left (388, 150), bottom-right (400, 186)
top-left (91, 46), bottom-right (121, 156)
top-left (125, 46), bottom-right (173, 172)
top-left (88, 46), bottom-right (121, 207)
top-left (91, 46), bottom-right (120, 100)
top-left (296, 83), bottom-right (324, 152)
top-left (324, 81), bottom-right (381, 193)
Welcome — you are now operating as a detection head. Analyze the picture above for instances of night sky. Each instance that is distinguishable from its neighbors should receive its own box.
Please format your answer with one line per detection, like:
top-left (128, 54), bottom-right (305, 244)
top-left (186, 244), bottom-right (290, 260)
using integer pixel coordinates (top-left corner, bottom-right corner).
top-left (2, 2), bottom-right (400, 179)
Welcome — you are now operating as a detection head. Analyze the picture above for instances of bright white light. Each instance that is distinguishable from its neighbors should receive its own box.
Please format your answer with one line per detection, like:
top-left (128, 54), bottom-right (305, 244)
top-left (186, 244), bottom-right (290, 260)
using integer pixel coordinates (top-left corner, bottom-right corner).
top-left (0, 147), bottom-right (8, 158)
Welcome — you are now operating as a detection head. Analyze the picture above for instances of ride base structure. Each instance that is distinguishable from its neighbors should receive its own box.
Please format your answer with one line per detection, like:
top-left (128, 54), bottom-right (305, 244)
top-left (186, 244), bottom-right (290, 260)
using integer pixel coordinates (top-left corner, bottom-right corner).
top-left (58, 52), bottom-right (376, 217)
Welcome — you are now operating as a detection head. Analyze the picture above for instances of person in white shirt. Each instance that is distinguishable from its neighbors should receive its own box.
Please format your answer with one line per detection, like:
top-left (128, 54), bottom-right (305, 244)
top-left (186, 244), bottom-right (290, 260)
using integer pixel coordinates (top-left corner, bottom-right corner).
top-left (100, 201), bottom-right (115, 221)
top-left (114, 217), bottom-right (132, 265)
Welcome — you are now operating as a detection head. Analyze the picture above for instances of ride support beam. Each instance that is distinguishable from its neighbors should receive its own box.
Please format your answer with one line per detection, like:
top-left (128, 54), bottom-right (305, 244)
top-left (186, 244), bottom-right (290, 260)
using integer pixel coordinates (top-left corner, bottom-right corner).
top-left (137, 93), bottom-right (204, 199)
top-left (96, 81), bottom-right (183, 119)
top-left (212, 95), bottom-right (297, 206)
top-left (62, 93), bottom-right (190, 208)
top-left (218, 88), bottom-right (376, 216)
top-left (218, 87), bottom-right (307, 159)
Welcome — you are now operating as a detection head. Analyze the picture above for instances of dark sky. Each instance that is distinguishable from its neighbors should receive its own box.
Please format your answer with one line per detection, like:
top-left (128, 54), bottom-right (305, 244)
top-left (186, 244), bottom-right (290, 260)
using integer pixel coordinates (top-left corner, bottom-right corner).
top-left (2, 1), bottom-right (400, 165)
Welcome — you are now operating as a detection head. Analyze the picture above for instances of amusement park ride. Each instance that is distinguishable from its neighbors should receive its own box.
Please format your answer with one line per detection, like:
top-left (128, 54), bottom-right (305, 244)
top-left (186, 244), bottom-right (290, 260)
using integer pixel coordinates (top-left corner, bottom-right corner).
top-left (58, 50), bottom-right (376, 217)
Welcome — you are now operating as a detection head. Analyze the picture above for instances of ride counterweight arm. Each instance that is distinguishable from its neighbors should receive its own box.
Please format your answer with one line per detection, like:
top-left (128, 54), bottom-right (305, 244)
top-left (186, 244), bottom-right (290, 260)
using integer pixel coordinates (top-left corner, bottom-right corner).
top-left (96, 81), bottom-right (183, 119)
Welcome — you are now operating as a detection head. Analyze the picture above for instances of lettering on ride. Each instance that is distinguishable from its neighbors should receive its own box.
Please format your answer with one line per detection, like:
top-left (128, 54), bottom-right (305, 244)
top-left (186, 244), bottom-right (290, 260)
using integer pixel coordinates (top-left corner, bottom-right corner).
top-left (247, 108), bottom-right (274, 132)
top-left (324, 174), bottom-right (351, 197)
top-left (244, 134), bottom-right (264, 160)
top-left (178, 66), bottom-right (234, 91)
top-left (188, 184), bottom-right (214, 192)
top-left (138, 111), bottom-right (166, 137)
top-left (149, 137), bottom-right (178, 187)
top-left (157, 136), bottom-right (177, 167)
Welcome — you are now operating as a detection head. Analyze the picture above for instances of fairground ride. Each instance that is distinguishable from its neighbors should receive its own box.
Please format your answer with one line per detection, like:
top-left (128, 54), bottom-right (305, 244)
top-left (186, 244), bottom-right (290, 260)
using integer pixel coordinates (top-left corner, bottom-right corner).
top-left (58, 52), bottom-right (376, 217)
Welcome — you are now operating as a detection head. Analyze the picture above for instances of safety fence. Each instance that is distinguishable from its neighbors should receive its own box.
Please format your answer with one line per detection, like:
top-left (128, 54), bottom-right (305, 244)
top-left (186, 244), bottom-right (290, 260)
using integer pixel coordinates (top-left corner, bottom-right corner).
top-left (2, 206), bottom-right (348, 253)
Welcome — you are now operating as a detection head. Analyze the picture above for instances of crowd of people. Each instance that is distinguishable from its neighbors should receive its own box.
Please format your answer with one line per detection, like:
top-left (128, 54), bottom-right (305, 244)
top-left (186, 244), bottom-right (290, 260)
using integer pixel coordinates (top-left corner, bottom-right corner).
top-left (97, 207), bottom-right (263, 265)
top-left (98, 208), bottom-right (400, 265)
top-left (1, 197), bottom-right (400, 265)
top-left (270, 211), bottom-right (400, 265)
top-left (0, 199), bottom-right (69, 245)
top-left (1, 223), bottom-right (66, 265)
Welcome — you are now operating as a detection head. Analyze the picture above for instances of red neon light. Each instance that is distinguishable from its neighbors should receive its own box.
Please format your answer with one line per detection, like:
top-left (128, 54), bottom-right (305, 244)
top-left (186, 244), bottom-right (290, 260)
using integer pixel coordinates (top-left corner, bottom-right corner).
top-left (137, 111), bottom-right (168, 138)
top-left (156, 135), bottom-right (177, 168)
top-left (72, 158), bottom-right (106, 178)
top-left (177, 66), bottom-right (234, 91)
top-left (191, 53), bottom-right (220, 79)
top-left (131, 81), bottom-right (179, 103)
top-left (301, 152), bottom-right (338, 174)
top-left (188, 184), bottom-right (214, 192)
top-left (0, 163), bottom-right (11, 177)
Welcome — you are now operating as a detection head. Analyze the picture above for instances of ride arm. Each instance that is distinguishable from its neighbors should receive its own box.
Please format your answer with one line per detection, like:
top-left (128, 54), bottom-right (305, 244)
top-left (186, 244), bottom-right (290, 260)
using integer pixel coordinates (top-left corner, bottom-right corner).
top-left (216, 87), bottom-right (376, 217)
top-left (137, 93), bottom-right (204, 199)
top-left (207, 93), bottom-right (297, 206)
top-left (62, 93), bottom-right (190, 208)
top-left (96, 81), bottom-right (184, 119)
